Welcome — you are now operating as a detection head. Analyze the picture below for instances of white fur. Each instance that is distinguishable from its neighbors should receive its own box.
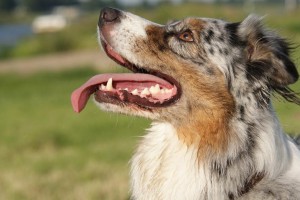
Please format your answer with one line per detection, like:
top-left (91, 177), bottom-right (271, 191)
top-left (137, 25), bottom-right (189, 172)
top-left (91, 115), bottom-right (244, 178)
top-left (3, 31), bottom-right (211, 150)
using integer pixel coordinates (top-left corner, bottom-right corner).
top-left (99, 10), bottom-right (161, 67)
top-left (284, 140), bottom-right (300, 180)
top-left (130, 122), bottom-right (205, 200)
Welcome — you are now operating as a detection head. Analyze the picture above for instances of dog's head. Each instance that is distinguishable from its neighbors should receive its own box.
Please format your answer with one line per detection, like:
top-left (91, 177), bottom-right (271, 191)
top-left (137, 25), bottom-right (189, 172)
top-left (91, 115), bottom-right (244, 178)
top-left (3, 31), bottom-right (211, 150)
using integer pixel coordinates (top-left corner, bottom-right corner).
top-left (71, 8), bottom-right (299, 137)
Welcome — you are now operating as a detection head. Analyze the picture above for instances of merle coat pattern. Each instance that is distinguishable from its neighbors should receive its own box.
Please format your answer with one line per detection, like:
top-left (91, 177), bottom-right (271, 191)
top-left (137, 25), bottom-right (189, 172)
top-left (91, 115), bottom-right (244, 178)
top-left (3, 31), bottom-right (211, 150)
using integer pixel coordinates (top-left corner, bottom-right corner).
top-left (72, 8), bottom-right (300, 200)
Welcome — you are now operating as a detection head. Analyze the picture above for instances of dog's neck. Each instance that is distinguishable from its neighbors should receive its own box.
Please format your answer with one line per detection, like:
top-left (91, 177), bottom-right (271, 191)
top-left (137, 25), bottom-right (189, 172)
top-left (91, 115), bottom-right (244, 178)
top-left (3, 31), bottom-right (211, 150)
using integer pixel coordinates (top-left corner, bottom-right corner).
top-left (130, 108), bottom-right (295, 199)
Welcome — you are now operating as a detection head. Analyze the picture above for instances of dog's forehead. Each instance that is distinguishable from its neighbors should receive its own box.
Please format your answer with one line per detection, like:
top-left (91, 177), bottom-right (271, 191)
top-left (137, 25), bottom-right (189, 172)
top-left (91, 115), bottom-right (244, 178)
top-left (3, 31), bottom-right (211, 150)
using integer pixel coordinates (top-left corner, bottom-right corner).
top-left (166, 17), bottom-right (227, 32)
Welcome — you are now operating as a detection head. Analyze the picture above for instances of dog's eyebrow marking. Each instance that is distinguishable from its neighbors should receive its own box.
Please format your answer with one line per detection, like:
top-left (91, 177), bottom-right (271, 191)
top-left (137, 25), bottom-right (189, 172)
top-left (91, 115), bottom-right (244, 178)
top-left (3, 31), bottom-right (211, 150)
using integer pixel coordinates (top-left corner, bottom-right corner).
top-left (188, 18), bottom-right (206, 29)
top-left (166, 20), bottom-right (182, 33)
top-left (167, 20), bottom-right (180, 27)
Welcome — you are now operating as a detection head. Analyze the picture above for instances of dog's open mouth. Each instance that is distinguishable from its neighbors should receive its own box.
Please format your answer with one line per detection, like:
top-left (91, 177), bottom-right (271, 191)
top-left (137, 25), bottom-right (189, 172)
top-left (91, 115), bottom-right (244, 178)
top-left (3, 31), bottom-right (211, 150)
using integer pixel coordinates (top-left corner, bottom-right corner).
top-left (71, 41), bottom-right (181, 113)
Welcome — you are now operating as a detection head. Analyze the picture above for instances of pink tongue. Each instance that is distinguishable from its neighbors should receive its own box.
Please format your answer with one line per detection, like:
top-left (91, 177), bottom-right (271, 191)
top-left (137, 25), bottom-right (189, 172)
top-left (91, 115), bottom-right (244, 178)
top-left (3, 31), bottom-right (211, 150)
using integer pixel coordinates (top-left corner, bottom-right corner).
top-left (71, 73), bottom-right (172, 113)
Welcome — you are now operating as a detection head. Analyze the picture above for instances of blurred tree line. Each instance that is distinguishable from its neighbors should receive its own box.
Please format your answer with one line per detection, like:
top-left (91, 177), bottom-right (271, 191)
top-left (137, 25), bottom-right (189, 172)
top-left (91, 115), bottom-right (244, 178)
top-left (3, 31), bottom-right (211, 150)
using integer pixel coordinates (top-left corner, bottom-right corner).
top-left (21, 0), bottom-right (78, 11)
top-left (0, 0), bottom-right (118, 12)
top-left (0, 0), bottom-right (77, 12)
top-left (0, 0), bottom-right (297, 12)
top-left (0, 0), bottom-right (17, 11)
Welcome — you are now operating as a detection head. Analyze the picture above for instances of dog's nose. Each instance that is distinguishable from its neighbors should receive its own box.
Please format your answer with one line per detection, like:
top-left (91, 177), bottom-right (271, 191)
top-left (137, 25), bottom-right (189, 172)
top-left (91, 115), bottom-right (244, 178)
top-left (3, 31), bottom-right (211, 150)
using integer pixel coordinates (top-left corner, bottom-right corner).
top-left (100, 7), bottom-right (120, 23)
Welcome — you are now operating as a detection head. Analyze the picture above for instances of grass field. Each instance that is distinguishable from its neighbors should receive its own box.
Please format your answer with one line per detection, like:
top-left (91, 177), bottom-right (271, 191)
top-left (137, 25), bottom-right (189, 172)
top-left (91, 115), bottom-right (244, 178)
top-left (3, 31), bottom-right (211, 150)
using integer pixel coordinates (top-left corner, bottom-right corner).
top-left (1, 3), bottom-right (300, 200)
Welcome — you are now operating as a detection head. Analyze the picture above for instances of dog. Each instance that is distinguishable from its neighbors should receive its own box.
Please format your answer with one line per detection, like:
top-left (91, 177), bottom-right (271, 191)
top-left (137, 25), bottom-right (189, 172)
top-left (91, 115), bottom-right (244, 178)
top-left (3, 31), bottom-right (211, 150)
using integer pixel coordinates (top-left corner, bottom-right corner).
top-left (71, 7), bottom-right (300, 199)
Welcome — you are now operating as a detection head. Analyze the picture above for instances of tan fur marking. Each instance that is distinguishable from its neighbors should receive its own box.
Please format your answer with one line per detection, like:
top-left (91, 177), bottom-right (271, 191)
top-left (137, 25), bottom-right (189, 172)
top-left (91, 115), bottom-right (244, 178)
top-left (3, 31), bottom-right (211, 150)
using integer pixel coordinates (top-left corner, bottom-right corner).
top-left (140, 23), bottom-right (235, 159)
top-left (176, 67), bottom-right (235, 158)
top-left (187, 18), bottom-right (206, 31)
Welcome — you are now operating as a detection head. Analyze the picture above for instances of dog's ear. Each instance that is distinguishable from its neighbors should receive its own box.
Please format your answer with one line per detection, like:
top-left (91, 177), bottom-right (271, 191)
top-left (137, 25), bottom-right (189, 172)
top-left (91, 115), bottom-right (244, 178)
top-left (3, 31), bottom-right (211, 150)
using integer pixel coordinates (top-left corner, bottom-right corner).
top-left (237, 15), bottom-right (299, 86)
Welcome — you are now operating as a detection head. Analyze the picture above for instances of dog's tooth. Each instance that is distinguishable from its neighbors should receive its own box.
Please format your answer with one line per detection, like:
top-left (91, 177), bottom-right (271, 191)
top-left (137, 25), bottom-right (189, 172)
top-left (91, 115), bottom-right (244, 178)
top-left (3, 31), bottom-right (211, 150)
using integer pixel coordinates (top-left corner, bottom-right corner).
top-left (106, 78), bottom-right (113, 91)
top-left (149, 86), bottom-right (155, 94)
top-left (160, 89), bottom-right (166, 94)
top-left (165, 88), bottom-right (173, 93)
top-left (124, 88), bottom-right (128, 91)
top-left (155, 84), bottom-right (160, 90)
top-left (132, 89), bottom-right (138, 95)
top-left (150, 85), bottom-right (159, 94)
top-left (141, 88), bottom-right (150, 95)
top-left (100, 84), bottom-right (106, 90)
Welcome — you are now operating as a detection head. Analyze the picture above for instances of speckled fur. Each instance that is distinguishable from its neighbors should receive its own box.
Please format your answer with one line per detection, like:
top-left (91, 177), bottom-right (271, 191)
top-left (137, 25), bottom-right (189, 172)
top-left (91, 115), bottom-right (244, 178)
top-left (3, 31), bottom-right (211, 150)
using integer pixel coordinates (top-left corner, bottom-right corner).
top-left (96, 9), bottom-right (300, 200)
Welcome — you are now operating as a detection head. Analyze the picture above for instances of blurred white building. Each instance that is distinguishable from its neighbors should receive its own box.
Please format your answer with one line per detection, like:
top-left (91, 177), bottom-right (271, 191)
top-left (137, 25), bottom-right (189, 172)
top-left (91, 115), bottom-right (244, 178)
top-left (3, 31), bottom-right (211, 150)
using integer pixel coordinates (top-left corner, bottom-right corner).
top-left (32, 6), bottom-right (80, 34)
top-left (32, 14), bottom-right (67, 34)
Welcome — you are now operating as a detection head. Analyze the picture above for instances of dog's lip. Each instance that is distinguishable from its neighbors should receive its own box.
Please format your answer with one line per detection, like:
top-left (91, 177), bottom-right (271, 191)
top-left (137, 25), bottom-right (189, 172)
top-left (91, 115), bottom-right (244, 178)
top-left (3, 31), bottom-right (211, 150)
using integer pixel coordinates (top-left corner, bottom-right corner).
top-left (101, 40), bottom-right (128, 68)
top-left (100, 40), bottom-right (142, 73)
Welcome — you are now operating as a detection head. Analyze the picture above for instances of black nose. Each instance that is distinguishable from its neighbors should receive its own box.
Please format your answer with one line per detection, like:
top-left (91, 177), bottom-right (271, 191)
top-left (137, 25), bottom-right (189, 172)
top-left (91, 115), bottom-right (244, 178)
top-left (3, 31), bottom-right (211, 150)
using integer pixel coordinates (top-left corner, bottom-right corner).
top-left (100, 7), bottom-right (120, 23)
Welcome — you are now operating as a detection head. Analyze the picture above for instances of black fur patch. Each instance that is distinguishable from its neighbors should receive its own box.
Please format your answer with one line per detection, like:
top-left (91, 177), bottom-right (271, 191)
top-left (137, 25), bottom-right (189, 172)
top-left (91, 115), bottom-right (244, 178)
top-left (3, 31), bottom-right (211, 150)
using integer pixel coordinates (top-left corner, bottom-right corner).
top-left (246, 60), bottom-right (272, 82)
top-left (246, 123), bottom-right (257, 154)
top-left (274, 51), bottom-right (299, 83)
top-left (224, 48), bottom-right (229, 55)
top-left (239, 105), bottom-right (245, 120)
top-left (218, 35), bottom-right (224, 42)
top-left (276, 38), bottom-right (291, 55)
top-left (218, 48), bottom-right (223, 54)
top-left (228, 192), bottom-right (235, 200)
top-left (256, 31), bottom-right (269, 44)
top-left (204, 29), bottom-right (215, 44)
top-left (238, 173), bottom-right (264, 196)
top-left (225, 22), bottom-right (245, 47)
top-left (211, 161), bottom-right (226, 177)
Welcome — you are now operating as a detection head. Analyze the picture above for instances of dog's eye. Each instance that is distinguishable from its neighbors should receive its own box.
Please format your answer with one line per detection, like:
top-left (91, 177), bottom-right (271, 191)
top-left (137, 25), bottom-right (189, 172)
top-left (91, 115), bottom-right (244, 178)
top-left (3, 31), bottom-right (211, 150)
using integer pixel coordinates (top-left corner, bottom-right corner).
top-left (178, 31), bottom-right (194, 42)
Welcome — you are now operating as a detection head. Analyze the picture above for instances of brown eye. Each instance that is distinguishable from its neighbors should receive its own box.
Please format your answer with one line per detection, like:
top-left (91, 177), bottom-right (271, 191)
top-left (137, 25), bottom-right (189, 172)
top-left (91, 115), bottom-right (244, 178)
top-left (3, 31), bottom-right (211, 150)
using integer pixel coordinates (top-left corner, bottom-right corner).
top-left (178, 31), bottom-right (194, 42)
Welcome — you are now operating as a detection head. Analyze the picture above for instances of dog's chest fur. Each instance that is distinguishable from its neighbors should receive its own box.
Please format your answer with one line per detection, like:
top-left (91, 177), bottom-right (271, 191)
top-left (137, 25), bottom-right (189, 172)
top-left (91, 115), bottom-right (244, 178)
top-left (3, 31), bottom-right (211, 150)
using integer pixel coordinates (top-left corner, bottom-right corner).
top-left (130, 122), bottom-right (300, 200)
top-left (130, 123), bottom-right (205, 200)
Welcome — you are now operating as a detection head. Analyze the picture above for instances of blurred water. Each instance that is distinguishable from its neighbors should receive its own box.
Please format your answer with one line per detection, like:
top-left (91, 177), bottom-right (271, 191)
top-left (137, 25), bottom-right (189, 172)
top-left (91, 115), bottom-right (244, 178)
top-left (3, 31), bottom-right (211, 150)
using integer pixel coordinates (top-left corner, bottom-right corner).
top-left (0, 24), bottom-right (32, 47)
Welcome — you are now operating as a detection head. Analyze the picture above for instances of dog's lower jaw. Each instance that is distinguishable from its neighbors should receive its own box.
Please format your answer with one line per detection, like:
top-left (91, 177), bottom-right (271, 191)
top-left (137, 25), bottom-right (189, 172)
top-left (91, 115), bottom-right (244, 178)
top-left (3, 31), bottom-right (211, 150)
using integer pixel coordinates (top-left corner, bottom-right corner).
top-left (93, 98), bottom-right (160, 119)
